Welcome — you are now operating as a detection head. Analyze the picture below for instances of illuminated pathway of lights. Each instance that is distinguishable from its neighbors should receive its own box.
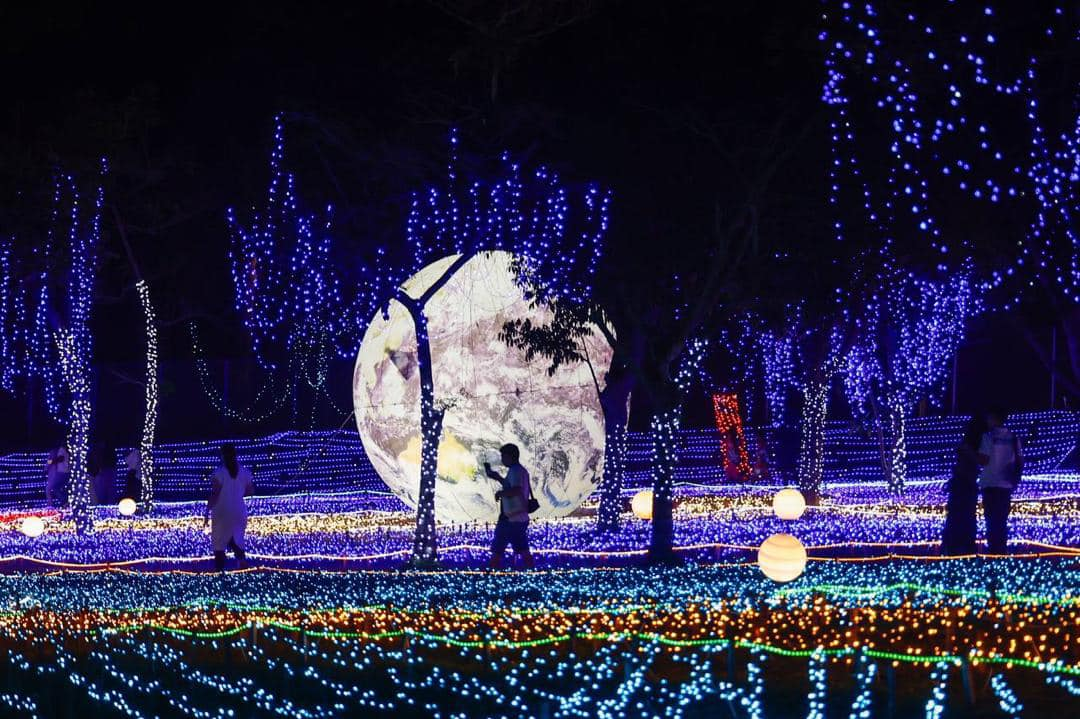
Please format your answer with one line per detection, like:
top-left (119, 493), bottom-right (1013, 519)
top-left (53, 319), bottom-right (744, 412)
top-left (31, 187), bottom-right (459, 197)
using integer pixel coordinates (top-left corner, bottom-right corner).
top-left (0, 479), bottom-right (1075, 715)
top-left (1, 478), bottom-right (1076, 569)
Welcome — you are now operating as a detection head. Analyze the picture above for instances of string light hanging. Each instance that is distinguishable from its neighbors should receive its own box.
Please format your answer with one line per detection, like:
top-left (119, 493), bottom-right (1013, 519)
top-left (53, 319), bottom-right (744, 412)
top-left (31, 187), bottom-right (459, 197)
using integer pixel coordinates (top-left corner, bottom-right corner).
top-left (224, 114), bottom-right (353, 424)
top-left (820, 2), bottom-right (1077, 309)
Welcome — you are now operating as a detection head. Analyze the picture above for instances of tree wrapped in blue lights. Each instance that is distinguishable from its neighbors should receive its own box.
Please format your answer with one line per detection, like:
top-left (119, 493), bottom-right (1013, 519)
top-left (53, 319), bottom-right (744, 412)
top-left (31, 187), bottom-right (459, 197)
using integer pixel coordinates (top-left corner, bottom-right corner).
top-left (1, 168), bottom-right (105, 532)
top-left (843, 261), bottom-right (979, 494)
top-left (724, 314), bottom-right (796, 429)
top-left (819, 1), bottom-right (1019, 491)
top-left (225, 114), bottom-right (354, 425)
top-left (726, 298), bottom-right (852, 501)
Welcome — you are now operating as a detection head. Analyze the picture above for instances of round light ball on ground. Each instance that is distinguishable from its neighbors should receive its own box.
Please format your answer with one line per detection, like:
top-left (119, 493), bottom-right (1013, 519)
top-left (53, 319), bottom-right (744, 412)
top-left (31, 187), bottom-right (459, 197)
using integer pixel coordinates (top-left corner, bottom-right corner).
top-left (757, 532), bottom-right (807, 582)
top-left (118, 498), bottom-right (137, 517)
top-left (631, 490), bottom-right (654, 520)
top-left (772, 488), bottom-right (807, 521)
top-left (20, 516), bottom-right (45, 538)
top-left (353, 251), bottom-right (612, 524)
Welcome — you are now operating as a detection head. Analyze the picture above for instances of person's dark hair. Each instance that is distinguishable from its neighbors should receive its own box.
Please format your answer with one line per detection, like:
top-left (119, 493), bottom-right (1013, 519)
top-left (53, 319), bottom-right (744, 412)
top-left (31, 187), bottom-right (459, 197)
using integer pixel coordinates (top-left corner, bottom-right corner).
top-left (987, 406), bottom-right (1009, 425)
top-left (961, 415), bottom-right (987, 450)
top-left (220, 443), bottom-right (239, 478)
top-left (499, 443), bottom-right (520, 464)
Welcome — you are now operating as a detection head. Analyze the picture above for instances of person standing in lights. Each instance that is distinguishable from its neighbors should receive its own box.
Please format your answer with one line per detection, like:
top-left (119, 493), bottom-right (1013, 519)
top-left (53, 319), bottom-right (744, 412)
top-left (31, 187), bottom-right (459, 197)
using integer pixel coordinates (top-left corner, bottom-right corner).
top-left (484, 443), bottom-right (534, 570)
top-left (941, 415), bottom-right (985, 555)
top-left (87, 444), bottom-right (114, 506)
top-left (45, 444), bottom-right (69, 507)
top-left (722, 428), bottom-right (743, 483)
top-left (751, 430), bottom-right (770, 483)
top-left (206, 444), bottom-right (254, 571)
top-left (123, 449), bottom-right (142, 502)
top-left (976, 408), bottom-right (1022, 555)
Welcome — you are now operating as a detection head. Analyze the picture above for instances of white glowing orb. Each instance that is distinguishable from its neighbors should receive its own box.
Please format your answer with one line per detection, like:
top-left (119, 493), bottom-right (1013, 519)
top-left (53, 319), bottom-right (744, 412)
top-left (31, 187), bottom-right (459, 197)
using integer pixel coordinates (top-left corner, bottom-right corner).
top-left (772, 488), bottom-right (806, 521)
top-left (353, 251), bottom-right (611, 524)
top-left (20, 516), bottom-right (45, 538)
top-left (757, 533), bottom-right (808, 583)
top-left (631, 490), bottom-right (654, 520)
top-left (118, 498), bottom-right (137, 517)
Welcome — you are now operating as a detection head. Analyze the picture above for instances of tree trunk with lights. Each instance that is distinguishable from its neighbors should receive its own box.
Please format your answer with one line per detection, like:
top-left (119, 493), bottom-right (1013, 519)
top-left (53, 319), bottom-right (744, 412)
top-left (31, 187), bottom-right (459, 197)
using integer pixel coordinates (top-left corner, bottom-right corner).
top-left (135, 280), bottom-right (159, 513)
top-left (869, 385), bottom-right (909, 498)
top-left (596, 422), bottom-right (627, 533)
top-left (798, 380), bottom-right (829, 505)
top-left (647, 405), bottom-right (681, 563)
top-left (412, 322), bottom-right (445, 565)
top-left (881, 392), bottom-right (907, 496)
top-left (116, 209), bottom-right (159, 515)
top-left (395, 253), bottom-right (475, 566)
top-left (55, 330), bottom-right (93, 535)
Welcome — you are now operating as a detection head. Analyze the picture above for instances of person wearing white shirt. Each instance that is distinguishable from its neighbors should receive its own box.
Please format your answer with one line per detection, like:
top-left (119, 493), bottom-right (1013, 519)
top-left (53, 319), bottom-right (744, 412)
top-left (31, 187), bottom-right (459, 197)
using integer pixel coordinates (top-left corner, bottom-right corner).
top-left (976, 409), bottom-right (1022, 554)
top-left (484, 443), bottom-right (534, 570)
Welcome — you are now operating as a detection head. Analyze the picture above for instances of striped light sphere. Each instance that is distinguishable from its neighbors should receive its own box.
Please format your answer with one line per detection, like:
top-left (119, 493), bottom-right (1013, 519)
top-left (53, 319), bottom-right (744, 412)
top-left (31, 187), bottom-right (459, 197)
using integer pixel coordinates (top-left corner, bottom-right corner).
top-left (757, 532), bottom-right (807, 582)
top-left (773, 488), bottom-right (807, 520)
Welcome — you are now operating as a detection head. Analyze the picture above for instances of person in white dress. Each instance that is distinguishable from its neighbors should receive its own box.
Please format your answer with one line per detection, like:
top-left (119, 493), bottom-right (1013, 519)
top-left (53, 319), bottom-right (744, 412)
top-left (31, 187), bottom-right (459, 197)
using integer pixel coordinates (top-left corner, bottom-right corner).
top-left (205, 444), bottom-right (254, 571)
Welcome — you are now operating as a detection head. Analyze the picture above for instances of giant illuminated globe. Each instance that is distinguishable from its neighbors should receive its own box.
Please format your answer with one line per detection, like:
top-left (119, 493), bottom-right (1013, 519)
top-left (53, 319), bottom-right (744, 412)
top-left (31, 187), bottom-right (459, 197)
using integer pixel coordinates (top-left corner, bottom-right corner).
top-left (353, 251), bottom-right (611, 524)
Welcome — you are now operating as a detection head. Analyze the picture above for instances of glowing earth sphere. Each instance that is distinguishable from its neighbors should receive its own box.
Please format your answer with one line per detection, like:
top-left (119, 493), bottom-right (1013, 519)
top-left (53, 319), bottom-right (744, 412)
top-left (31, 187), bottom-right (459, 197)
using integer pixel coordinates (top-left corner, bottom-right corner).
top-left (118, 498), bottom-right (137, 517)
top-left (353, 251), bottom-right (611, 524)
top-left (757, 533), bottom-right (808, 582)
top-left (20, 516), bottom-right (45, 538)
top-left (772, 488), bottom-right (806, 521)
top-left (631, 490), bottom-right (654, 520)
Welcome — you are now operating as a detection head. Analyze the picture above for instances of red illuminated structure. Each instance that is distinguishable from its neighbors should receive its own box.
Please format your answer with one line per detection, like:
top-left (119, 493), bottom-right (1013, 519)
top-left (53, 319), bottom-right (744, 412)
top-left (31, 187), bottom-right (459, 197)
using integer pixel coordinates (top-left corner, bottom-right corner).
top-left (712, 392), bottom-right (751, 482)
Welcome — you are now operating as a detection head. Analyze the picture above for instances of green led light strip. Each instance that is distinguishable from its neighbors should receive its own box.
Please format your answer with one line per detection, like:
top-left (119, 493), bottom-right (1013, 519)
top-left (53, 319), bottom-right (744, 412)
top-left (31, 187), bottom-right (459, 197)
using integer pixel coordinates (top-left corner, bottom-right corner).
top-left (97, 621), bottom-right (1080, 677)
top-left (775, 582), bottom-right (1078, 606)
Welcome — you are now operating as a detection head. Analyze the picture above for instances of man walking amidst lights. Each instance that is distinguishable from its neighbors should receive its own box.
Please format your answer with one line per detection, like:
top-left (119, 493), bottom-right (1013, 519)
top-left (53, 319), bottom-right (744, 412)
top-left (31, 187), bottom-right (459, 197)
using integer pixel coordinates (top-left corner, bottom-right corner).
top-left (977, 408), bottom-right (1023, 554)
top-left (485, 443), bottom-right (535, 570)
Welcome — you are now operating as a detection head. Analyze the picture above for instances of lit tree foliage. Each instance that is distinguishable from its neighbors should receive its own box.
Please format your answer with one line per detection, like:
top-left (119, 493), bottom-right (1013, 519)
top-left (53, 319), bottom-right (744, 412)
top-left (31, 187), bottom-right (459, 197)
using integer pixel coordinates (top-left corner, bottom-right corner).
top-left (843, 260), bottom-right (979, 494)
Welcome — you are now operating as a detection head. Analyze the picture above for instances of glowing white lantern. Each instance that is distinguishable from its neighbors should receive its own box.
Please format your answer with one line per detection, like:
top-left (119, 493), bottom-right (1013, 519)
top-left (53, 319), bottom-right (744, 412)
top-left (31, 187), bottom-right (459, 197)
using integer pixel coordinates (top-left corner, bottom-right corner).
top-left (631, 490), bottom-right (654, 520)
top-left (772, 488), bottom-right (806, 521)
top-left (757, 532), bottom-right (807, 582)
top-left (20, 516), bottom-right (45, 538)
top-left (118, 498), bottom-right (137, 517)
top-left (353, 252), bottom-right (612, 524)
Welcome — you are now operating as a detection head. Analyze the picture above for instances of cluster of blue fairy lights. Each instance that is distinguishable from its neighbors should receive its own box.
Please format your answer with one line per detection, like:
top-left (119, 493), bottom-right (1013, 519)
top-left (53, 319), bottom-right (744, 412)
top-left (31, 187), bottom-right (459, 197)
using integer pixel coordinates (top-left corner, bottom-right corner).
top-left (0, 169), bottom-right (105, 423)
top-left (821, 1), bottom-right (1078, 307)
top-left (219, 119), bottom-right (611, 427)
top-left (721, 2), bottom-right (1079, 500)
top-left (226, 113), bottom-right (351, 426)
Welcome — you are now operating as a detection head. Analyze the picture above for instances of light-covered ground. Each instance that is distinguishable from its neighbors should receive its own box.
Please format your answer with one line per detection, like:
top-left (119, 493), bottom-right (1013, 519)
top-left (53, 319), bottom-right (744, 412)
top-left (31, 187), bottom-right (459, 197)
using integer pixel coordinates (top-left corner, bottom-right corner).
top-left (0, 479), bottom-right (1075, 717)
